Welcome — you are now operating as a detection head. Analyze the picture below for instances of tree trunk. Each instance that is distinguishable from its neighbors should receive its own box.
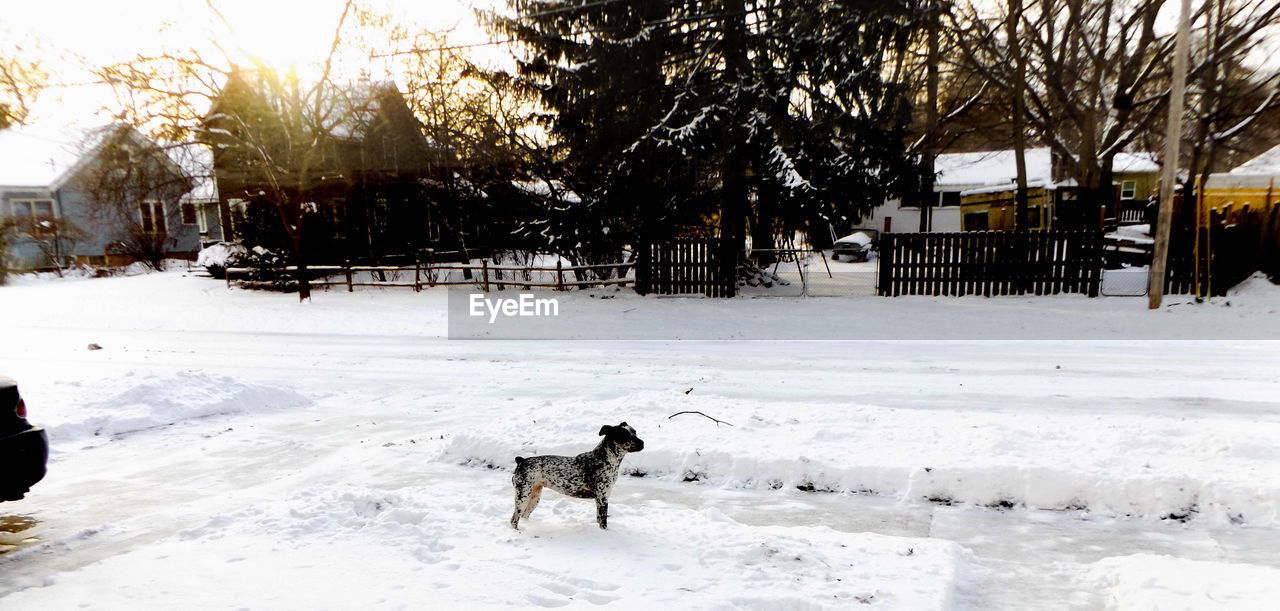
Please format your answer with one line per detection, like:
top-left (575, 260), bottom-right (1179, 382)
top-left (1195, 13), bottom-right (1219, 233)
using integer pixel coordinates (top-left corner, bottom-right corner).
top-left (1008, 0), bottom-right (1030, 230)
top-left (294, 232), bottom-right (311, 302)
top-left (753, 187), bottom-right (776, 266)
top-left (720, 0), bottom-right (750, 287)
top-left (919, 1), bottom-right (940, 232)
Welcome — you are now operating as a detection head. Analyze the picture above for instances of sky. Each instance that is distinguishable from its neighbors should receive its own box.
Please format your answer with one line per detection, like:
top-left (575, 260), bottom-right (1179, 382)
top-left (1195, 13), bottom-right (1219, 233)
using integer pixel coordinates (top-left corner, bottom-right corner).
top-left (4, 0), bottom-right (505, 127)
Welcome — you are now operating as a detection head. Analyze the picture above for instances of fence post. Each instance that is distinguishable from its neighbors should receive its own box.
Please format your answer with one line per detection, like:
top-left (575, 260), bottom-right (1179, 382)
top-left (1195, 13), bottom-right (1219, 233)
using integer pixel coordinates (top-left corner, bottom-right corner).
top-left (635, 243), bottom-right (649, 295)
top-left (482, 259), bottom-right (490, 292)
top-left (345, 259), bottom-right (353, 292)
top-left (414, 257), bottom-right (421, 292)
top-left (556, 260), bottom-right (565, 291)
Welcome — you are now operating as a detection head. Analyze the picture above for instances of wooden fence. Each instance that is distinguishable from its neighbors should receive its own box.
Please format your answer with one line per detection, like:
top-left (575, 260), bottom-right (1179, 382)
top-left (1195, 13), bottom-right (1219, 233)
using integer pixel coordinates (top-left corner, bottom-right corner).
top-left (1165, 209), bottom-right (1279, 296)
top-left (225, 260), bottom-right (633, 292)
top-left (877, 230), bottom-right (1104, 297)
top-left (635, 237), bottom-right (736, 297)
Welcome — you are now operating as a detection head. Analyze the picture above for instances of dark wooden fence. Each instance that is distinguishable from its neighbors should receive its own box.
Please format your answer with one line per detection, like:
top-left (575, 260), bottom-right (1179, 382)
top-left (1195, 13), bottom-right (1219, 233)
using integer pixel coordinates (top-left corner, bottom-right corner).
top-left (878, 230), bottom-right (1104, 297)
top-left (1166, 207), bottom-right (1280, 296)
top-left (635, 237), bottom-right (735, 297)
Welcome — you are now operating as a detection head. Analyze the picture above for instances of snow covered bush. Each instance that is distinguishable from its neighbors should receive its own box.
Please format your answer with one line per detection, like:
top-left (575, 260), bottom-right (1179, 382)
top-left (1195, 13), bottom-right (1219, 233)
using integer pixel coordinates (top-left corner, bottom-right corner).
top-left (196, 242), bottom-right (249, 279)
top-left (238, 246), bottom-right (290, 289)
top-left (205, 243), bottom-right (290, 290)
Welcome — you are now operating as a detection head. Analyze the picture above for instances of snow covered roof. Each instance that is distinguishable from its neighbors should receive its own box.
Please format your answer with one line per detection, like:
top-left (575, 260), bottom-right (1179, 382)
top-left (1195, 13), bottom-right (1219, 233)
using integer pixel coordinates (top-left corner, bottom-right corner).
top-left (0, 125), bottom-right (88, 188)
top-left (1113, 151), bottom-right (1159, 173)
top-left (934, 148), bottom-right (1053, 188)
top-left (512, 180), bottom-right (582, 204)
top-left (960, 180), bottom-right (1050, 197)
top-left (1230, 143), bottom-right (1280, 175)
top-left (934, 148), bottom-right (1158, 190)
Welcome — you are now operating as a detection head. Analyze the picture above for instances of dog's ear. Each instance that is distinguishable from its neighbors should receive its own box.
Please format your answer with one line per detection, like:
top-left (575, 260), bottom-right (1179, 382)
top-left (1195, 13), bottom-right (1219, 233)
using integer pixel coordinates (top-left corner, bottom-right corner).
top-left (619, 421), bottom-right (629, 428)
top-left (599, 425), bottom-right (613, 436)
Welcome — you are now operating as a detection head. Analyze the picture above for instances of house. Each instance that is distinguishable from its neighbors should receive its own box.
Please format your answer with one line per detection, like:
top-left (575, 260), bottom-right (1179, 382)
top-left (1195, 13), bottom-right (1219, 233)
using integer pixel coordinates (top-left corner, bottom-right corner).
top-left (204, 71), bottom-right (464, 264)
top-left (171, 143), bottom-right (226, 244)
top-left (1199, 144), bottom-right (1280, 223)
top-left (860, 148), bottom-right (1159, 232)
top-left (0, 123), bottom-right (216, 271)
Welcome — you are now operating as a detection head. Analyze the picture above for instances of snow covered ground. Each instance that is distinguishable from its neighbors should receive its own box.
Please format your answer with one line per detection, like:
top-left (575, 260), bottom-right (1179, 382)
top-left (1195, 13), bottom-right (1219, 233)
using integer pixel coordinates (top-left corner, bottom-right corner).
top-left (1, 270), bottom-right (1279, 609)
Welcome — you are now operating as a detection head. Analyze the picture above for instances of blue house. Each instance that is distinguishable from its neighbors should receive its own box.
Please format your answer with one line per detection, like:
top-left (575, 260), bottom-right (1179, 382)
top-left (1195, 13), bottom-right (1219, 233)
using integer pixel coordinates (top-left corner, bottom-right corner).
top-left (0, 123), bottom-right (223, 271)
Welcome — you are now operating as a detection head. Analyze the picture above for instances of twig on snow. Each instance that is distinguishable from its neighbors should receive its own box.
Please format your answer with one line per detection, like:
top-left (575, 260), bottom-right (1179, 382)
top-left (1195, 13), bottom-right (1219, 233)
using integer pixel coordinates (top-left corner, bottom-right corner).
top-left (667, 411), bottom-right (734, 427)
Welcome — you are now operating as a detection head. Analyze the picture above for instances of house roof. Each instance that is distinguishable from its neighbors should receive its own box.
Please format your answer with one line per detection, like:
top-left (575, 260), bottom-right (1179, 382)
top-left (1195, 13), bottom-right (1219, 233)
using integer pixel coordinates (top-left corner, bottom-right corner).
top-left (1230, 143), bottom-right (1280, 175)
top-left (2, 123), bottom-right (210, 202)
top-left (512, 179), bottom-right (582, 204)
top-left (1113, 151), bottom-right (1160, 173)
top-left (0, 125), bottom-right (86, 188)
top-left (935, 148), bottom-right (1054, 188)
top-left (934, 148), bottom-right (1158, 189)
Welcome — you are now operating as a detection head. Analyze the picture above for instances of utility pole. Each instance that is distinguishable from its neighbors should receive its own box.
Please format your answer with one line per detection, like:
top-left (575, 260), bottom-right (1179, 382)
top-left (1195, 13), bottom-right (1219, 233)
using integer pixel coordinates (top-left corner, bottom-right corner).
top-left (1149, 0), bottom-right (1193, 309)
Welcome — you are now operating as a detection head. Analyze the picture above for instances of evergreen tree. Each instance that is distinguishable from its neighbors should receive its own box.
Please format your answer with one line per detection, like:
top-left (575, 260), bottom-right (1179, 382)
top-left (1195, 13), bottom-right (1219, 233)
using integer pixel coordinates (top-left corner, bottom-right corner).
top-left (487, 0), bottom-right (924, 266)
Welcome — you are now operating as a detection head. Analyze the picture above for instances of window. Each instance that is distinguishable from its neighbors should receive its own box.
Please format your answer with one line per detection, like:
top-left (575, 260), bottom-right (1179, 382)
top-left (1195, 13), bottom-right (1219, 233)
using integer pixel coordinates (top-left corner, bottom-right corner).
top-left (227, 198), bottom-right (247, 234)
top-left (1121, 180), bottom-right (1137, 200)
top-left (139, 201), bottom-right (166, 233)
top-left (939, 191), bottom-right (962, 207)
top-left (195, 203), bottom-right (209, 234)
top-left (900, 191), bottom-right (932, 210)
top-left (181, 203), bottom-right (197, 225)
top-left (8, 199), bottom-right (56, 232)
top-left (964, 211), bottom-right (989, 231)
top-left (1027, 206), bottom-right (1042, 228)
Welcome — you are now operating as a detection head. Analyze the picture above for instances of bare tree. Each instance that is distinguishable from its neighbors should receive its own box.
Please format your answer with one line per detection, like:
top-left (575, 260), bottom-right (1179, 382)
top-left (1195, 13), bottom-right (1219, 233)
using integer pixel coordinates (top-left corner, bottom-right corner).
top-left (0, 34), bottom-right (47, 128)
top-left (949, 0), bottom-right (1278, 226)
top-left (95, 1), bottom-right (363, 300)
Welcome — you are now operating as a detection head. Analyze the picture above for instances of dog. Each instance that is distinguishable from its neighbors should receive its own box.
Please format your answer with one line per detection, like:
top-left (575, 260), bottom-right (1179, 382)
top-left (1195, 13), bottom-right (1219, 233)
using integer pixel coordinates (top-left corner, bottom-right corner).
top-left (510, 422), bottom-right (645, 530)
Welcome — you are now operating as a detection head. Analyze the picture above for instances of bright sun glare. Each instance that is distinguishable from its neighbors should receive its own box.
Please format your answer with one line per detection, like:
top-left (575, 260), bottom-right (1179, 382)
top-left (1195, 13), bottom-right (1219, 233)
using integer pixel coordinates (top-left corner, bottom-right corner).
top-left (215, 3), bottom-right (354, 73)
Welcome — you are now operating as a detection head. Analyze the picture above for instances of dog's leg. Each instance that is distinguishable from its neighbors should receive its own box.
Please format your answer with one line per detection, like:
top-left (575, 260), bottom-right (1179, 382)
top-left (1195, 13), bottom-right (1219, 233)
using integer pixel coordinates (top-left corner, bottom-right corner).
top-left (511, 493), bottom-right (526, 529)
top-left (512, 473), bottom-right (533, 530)
top-left (595, 494), bottom-right (608, 530)
top-left (522, 484), bottom-right (543, 519)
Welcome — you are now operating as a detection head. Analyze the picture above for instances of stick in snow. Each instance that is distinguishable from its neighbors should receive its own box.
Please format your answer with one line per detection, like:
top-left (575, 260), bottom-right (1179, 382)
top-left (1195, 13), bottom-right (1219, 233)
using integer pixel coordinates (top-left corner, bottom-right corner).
top-left (668, 411), bottom-right (734, 427)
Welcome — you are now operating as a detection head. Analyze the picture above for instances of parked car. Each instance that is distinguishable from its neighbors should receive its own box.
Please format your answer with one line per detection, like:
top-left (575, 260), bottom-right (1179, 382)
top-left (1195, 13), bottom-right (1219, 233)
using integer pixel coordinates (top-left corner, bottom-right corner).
top-left (1, 376), bottom-right (48, 501)
top-left (831, 229), bottom-right (879, 262)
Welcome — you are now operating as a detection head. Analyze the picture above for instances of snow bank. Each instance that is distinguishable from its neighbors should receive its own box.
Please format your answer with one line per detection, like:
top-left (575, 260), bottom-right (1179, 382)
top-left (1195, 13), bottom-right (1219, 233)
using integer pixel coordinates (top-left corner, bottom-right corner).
top-left (1227, 272), bottom-right (1279, 297)
top-left (440, 389), bottom-right (1280, 526)
top-left (44, 373), bottom-right (311, 443)
top-left (1090, 554), bottom-right (1280, 610)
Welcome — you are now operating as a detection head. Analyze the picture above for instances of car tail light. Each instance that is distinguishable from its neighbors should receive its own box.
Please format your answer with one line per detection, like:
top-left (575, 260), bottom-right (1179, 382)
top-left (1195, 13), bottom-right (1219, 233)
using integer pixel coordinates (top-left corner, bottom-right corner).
top-left (16, 398), bottom-right (26, 418)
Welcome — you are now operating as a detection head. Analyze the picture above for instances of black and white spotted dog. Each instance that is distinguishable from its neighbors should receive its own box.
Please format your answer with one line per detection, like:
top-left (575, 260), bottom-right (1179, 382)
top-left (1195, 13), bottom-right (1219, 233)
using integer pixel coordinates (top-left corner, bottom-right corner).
top-left (510, 422), bottom-right (645, 530)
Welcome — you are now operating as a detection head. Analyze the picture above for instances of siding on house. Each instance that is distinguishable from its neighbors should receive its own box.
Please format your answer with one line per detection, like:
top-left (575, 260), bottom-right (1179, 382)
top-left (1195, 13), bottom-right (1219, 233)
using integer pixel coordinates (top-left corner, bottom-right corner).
top-left (1200, 174), bottom-right (1279, 222)
top-left (1199, 144), bottom-right (1280, 223)
top-left (959, 183), bottom-right (1055, 231)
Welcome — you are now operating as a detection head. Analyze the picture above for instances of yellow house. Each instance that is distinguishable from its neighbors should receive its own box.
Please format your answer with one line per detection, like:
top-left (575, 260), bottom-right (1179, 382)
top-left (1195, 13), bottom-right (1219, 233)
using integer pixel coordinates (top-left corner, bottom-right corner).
top-left (954, 151), bottom-right (1157, 231)
top-left (1200, 144), bottom-right (1280, 223)
top-left (958, 182), bottom-right (1058, 231)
